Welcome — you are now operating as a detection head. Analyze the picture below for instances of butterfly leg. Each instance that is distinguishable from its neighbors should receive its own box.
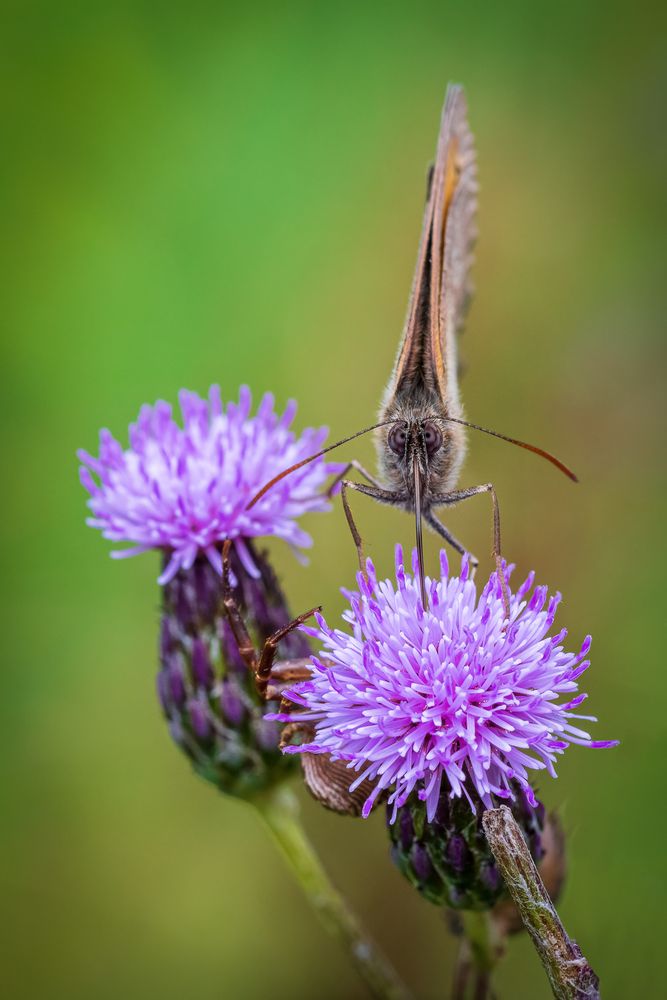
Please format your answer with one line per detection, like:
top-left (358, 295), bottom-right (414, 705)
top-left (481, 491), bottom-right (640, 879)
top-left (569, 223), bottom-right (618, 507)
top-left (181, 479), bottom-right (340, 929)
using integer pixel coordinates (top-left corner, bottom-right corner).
top-left (430, 484), bottom-right (510, 618)
top-left (256, 607), bottom-right (320, 697)
top-left (222, 540), bottom-right (317, 696)
top-left (265, 659), bottom-right (313, 703)
top-left (221, 539), bottom-right (259, 673)
top-left (340, 480), bottom-right (407, 576)
top-left (424, 510), bottom-right (478, 571)
top-left (326, 460), bottom-right (384, 498)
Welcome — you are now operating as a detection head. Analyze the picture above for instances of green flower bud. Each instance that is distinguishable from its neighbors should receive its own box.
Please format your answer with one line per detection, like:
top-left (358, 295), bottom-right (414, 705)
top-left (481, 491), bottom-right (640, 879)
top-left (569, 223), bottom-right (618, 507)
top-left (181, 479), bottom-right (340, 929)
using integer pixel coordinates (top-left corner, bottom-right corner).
top-left (387, 786), bottom-right (545, 910)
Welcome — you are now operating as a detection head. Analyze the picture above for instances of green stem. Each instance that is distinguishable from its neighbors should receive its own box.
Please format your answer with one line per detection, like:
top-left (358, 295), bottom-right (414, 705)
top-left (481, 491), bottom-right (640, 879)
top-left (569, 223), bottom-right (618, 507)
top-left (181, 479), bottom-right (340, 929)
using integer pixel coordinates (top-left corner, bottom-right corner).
top-left (252, 785), bottom-right (412, 1000)
top-left (458, 911), bottom-right (498, 1000)
top-left (450, 936), bottom-right (472, 1000)
top-left (460, 911), bottom-right (495, 972)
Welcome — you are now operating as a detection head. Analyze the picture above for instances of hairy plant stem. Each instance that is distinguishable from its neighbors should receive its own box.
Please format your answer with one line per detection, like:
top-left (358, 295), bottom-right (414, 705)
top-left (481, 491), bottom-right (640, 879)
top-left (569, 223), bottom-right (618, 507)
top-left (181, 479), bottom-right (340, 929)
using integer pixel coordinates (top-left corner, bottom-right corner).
top-left (451, 911), bottom-right (500, 1000)
top-left (252, 785), bottom-right (412, 1000)
top-left (482, 806), bottom-right (600, 1000)
top-left (451, 936), bottom-right (473, 1000)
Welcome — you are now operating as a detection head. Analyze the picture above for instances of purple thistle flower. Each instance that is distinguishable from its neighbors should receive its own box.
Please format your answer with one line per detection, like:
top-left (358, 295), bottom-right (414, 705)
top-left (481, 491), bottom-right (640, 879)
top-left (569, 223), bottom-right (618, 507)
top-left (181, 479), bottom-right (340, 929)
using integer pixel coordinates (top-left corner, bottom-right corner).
top-left (271, 545), bottom-right (618, 822)
top-left (78, 384), bottom-right (340, 584)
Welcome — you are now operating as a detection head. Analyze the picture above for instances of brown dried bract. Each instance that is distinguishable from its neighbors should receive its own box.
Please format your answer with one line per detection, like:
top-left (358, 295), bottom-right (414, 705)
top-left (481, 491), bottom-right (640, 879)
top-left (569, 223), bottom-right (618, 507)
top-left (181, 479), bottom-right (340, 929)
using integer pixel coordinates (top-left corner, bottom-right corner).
top-left (492, 811), bottom-right (567, 937)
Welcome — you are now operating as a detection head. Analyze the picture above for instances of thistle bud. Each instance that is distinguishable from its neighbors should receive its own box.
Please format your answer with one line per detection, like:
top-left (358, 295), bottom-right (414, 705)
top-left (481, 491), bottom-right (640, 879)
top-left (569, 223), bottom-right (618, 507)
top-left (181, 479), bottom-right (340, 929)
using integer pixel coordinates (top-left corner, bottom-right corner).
top-left (156, 543), bottom-right (312, 798)
top-left (386, 785), bottom-right (546, 910)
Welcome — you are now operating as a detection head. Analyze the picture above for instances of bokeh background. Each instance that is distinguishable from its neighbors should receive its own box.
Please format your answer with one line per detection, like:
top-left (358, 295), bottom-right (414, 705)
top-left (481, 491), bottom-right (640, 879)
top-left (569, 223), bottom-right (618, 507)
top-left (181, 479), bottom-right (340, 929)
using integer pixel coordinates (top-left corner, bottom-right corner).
top-left (3, 2), bottom-right (666, 997)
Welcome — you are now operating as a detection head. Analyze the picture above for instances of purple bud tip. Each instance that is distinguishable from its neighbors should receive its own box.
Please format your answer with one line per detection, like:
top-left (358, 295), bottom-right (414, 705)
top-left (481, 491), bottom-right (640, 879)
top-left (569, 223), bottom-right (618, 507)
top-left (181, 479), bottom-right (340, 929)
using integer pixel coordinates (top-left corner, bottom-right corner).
top-left (188, 700), bottom-right (212, 743)
top-left (220, 680), bottom-right (246, 727)
top-left (156, 670), bottom-right (171, 713)
top-left (193, 561), bottom-right (219, 620)
top-left (168, 661), bottom-right (187, 706)
top-left (410, 843), bottom-right (433, 883)
top-left (446, 834), bottom-right (470, 874)
top-left (252, 718), bottom-right (281, 752)
top-left (399, 809), bottom-right (414, 852)
top-left (159, 620), bottom-right (174, 662)
top-left (168, 717), bottom-right (186, 747)
top-left (479, 861), bottom-right (501, 893)
top-left (434, 796), bottom-right (451, 829)
top-left (530, 831), bottom-right (544, 862)
top-left (192, 639), bottom-right (214, 688)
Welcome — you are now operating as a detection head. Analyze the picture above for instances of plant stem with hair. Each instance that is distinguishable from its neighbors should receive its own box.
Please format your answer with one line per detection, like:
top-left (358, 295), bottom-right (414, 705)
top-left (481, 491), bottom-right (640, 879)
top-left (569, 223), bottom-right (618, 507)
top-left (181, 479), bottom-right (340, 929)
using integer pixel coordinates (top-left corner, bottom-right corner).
top-left (252, 784), bottom-right (413, 1000)
top-left (451, 911), bottom-right (500, 1000)
top-left (482, 806), bottom-right (600, 1000)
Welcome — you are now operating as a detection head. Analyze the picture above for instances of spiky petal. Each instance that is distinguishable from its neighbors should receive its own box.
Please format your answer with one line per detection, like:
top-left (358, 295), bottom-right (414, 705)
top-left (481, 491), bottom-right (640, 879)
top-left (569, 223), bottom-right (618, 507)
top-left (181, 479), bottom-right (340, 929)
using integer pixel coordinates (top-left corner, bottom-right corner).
top-left (271, 546), bottom-right (617, 821)
top-left (79, 385), bottom-right (340, 583)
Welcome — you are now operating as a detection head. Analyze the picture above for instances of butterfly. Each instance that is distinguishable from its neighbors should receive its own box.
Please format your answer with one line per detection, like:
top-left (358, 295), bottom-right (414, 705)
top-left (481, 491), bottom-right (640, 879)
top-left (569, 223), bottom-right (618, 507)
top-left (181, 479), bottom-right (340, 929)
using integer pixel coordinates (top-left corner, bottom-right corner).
top-left (249, 85), bottom-right (576, 612)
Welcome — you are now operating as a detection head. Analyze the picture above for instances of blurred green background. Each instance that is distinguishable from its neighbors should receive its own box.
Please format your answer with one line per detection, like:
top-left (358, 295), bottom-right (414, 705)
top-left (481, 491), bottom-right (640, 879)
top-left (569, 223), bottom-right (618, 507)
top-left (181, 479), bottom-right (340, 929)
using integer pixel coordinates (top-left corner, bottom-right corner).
top-left (3, 2), bottom-right (665, 997)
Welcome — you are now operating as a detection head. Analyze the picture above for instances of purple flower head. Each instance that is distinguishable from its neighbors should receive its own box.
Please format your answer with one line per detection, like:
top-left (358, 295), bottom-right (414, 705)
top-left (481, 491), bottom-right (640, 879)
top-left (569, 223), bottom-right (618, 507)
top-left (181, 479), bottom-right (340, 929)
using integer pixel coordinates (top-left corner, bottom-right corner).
top-left (271, 546), bottom-right (617, 822)
top-left (79, 385), bottom-right (341, 584)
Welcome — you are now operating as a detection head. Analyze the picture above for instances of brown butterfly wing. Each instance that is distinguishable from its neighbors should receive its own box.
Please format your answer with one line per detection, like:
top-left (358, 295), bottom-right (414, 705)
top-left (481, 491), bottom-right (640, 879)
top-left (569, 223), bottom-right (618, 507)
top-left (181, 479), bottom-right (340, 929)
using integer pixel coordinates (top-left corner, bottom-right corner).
top-left (381, 85), bottom-right (477, 415)
top-left (432, 85), bottom-right (477, 410)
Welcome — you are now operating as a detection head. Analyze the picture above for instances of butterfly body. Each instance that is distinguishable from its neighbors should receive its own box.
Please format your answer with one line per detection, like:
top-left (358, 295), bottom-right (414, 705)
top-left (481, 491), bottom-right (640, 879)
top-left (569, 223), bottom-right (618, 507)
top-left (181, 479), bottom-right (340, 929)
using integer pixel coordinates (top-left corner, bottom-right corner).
top-left (249, 84), bottom-right (575, 610)
top-left (370, 84), bottom-right (475, 519)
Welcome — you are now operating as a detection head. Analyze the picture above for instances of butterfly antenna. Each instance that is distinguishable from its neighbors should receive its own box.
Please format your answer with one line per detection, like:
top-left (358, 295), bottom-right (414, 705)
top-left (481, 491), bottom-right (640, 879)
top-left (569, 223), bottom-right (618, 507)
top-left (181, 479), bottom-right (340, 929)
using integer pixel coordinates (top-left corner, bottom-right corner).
top-left (445, 416), bottom-right (578, 482)
top-left (413, 454), bottom-right (428, 609)
top-left (246, 419), bottom-right (395, 510)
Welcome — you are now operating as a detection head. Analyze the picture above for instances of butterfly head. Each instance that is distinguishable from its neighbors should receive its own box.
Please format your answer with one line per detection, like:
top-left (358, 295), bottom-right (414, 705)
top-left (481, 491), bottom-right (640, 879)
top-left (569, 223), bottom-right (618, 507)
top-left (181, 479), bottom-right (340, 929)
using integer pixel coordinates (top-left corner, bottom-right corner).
top-left (378, 403), bottom-right (466, 503)
top-left (387, 419), bottom-right (442, 480)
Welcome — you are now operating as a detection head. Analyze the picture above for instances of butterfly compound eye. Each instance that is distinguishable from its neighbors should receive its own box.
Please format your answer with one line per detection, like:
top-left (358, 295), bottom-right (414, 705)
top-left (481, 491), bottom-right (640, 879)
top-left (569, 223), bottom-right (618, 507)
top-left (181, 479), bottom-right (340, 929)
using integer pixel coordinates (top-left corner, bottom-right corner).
top-left (422, 422), bottom-right (443, 456)
top-left (388, 423), bottom-right (408, 455)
